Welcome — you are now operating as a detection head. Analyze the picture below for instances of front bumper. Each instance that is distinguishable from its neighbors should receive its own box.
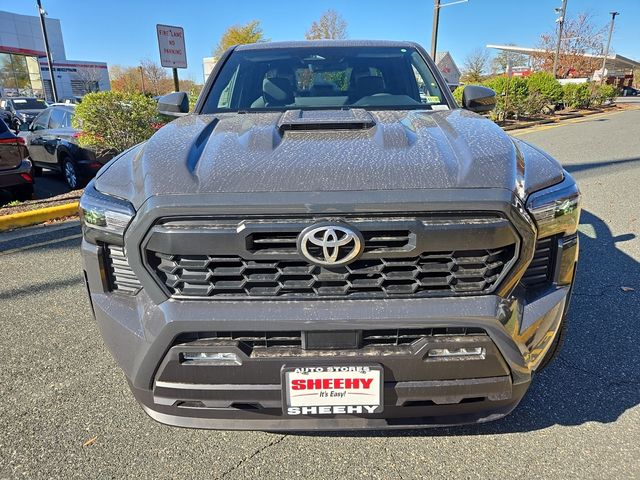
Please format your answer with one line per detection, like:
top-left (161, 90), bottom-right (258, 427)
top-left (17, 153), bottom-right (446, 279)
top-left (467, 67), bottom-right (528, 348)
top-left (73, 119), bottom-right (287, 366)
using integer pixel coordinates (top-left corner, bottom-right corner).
top-left (81, 186), bottom-right (579, 430)
top-left (83, 238), bottom-right (572, 430)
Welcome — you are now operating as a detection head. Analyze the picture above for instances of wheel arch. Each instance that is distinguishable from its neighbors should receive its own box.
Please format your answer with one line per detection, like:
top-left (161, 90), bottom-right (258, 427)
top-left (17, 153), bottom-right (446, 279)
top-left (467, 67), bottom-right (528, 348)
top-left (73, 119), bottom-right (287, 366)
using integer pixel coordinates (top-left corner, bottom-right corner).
top-left (56, 145), bottom-right (74, 165)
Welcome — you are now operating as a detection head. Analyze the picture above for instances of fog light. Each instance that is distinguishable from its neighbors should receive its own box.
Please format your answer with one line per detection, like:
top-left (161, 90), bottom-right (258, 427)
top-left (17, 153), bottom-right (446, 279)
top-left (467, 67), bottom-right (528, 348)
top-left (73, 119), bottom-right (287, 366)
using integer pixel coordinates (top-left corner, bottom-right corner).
top-left (181, 352), bottom-right (241, 366)
top-left (427, 347), bottom-right (485, 358)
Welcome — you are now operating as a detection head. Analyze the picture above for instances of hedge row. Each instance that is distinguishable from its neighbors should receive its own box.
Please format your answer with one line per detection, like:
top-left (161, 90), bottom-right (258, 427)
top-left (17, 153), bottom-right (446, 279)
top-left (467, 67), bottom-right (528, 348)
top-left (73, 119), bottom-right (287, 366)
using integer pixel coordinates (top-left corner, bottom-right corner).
top-left (453, 73), bottom-right (619, 120)
top-left (73, 91), bottom-right (162, 154)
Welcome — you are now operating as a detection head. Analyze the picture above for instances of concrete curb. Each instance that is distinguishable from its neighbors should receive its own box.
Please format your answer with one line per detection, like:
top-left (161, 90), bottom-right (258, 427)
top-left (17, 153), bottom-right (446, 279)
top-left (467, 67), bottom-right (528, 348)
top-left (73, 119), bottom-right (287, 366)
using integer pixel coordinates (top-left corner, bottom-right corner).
top-left (0, 202), bottom-right (79, 232)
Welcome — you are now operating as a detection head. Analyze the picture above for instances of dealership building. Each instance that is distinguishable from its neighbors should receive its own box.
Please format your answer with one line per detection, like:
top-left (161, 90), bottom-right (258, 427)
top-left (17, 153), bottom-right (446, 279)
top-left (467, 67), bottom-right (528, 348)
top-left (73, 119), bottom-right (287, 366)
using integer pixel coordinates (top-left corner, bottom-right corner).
top-left (0, 10), bottom-right (110, 101)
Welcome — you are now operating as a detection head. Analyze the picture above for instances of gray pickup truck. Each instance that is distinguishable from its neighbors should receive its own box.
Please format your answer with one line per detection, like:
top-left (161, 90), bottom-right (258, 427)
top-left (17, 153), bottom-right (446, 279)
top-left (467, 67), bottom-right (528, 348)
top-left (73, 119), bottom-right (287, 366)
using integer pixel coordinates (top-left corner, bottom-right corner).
top-left (80, 40), bottom-right (581, 430)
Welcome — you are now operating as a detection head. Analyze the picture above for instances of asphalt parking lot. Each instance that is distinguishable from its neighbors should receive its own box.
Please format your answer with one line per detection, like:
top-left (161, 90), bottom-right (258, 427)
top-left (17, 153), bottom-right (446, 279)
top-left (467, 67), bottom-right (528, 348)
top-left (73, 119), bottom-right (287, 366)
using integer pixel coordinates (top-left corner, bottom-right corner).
top-left (0, 108), bottom-right (638, 479)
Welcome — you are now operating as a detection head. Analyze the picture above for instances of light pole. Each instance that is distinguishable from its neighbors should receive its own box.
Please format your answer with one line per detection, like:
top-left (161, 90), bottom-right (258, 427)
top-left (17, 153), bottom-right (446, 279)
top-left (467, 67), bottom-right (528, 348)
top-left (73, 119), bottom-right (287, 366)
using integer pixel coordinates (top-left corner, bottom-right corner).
top-left (600, 11), bottom-right (619, 84)
top-left (552, 0), bottom-right (568, 79)
top-left (139, 66), bottom-right (146, 94)
top-left (430, 0), bottom-right (468, 60)
top-left (36, 0), bottom-right (58, 102)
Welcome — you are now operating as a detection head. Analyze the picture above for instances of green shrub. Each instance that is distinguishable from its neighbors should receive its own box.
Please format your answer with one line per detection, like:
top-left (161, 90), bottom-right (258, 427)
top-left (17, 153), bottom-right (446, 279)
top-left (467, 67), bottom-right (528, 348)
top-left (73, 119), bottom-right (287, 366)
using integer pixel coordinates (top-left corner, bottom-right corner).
top-left (523, 91), bottom-right (549, 117)
top-left (526, 72), bottom-right (563, 105)
top-left (452, 85), bottom-right (464, 105)
top-left (562, 83), bottom-right (591, 109)
top-left (188, 85), bottom-right (202, 111)
top-left (72, 91), bottom-right (160, 154)
top-left (591, 83), bottom-right (618, 106)
top-left (482, 76), bottom-right (529, 120)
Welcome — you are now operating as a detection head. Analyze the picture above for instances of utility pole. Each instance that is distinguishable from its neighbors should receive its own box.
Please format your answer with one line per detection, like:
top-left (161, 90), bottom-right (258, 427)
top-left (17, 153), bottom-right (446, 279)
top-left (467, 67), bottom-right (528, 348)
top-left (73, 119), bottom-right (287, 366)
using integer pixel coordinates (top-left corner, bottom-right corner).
top-left (600, 11), bottom-right (619, 84)
top-left (430, 0), bottom-right (441, 60)
top-left (552, 0), bottom-right (568, 79)
top-left (430, 0), bottom-right (468, 60)
top-left (36, 0), bottom-right (57, 102)
top-left (139, 66), bottom-right (146, 94)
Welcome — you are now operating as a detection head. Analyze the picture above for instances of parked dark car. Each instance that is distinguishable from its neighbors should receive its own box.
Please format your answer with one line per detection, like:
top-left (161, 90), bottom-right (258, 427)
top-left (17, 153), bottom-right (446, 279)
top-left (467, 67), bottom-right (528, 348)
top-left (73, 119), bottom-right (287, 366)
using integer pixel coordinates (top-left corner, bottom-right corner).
top-left (0, 97), bottom-right (48, 130)
top-left (81, 40), bottom-right (581, 430)
top-left (21, 104), bottom-right (112, 189)
top-left (620, 86), bottom-right (638, 97)
top-left (0, 118), bottom-right (34, 200)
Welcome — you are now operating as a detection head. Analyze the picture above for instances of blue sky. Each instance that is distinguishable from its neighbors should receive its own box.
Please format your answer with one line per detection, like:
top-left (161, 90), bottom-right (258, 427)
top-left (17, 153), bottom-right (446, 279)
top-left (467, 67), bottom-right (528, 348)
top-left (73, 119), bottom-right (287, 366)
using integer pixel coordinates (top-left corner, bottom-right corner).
top-left (6, 0), bottom-right (640, 83)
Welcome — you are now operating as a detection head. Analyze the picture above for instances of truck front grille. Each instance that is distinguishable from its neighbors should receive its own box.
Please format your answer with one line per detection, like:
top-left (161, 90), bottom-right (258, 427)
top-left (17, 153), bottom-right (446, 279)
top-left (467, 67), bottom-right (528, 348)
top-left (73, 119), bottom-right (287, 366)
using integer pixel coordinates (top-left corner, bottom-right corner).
top-left (149, 246), bottom-right (515, 299)
top-left (248, 229), bottom-right (411, 254)
top-left (105, 245), bottom-right (141, 294)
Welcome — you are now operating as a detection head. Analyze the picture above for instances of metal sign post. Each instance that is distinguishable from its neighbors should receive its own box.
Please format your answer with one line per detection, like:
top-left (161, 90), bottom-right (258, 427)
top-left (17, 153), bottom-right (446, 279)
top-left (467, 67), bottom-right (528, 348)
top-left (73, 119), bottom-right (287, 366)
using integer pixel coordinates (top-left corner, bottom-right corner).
top-left (156, 24), bottom-right (187, 92)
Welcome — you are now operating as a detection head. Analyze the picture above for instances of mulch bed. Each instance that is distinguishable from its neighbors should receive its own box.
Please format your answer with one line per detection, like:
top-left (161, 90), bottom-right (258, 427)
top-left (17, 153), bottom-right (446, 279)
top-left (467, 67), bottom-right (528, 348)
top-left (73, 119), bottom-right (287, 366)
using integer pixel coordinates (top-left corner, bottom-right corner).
top-left (498, 103), bottom-right (635, 131)
top-left (0, 189), bottom-right (83, 216)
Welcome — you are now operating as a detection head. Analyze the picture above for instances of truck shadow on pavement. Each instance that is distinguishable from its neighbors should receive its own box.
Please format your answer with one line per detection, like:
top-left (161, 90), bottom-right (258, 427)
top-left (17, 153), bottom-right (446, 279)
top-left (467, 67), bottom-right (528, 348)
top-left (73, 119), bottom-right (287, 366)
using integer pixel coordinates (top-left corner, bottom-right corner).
top-left (563, 156), bottom-right (640, 176)
top-left (301, 209), bottom-right (640, 437)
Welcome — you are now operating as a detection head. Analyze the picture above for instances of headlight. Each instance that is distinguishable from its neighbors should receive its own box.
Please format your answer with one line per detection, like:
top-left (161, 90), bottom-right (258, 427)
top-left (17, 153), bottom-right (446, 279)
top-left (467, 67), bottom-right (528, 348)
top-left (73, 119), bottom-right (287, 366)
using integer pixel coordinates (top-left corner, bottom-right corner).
top-left (79, 181), bottom-right (134, 244)
top-left (526, 173), bottom-right (581, 238)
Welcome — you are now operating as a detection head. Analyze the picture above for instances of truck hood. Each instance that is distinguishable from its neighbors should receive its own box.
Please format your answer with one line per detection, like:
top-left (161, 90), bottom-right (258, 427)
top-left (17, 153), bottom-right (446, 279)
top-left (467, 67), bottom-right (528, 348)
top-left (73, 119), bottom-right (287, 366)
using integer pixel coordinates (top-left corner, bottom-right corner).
top-left (96, 109), bottom-right (564, 208)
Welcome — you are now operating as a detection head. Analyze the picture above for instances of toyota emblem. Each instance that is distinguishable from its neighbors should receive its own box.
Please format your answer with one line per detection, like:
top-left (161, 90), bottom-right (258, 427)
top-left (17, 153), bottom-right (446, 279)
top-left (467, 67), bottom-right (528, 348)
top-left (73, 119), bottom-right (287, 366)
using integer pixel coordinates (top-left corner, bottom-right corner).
top-left (297, 223), bottom-right (364, 266)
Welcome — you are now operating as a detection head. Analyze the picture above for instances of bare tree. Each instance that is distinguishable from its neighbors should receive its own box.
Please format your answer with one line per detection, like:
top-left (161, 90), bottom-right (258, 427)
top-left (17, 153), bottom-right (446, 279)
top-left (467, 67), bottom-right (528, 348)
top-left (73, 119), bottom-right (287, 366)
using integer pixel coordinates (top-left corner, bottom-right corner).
top-left (534, 12), bottom-right (606, 78)
top-left (75, 66), bottom-right (102, 94)
top-left (141, 59), bottom-right (167, 96)
top-left (305, 10), bottom-right (348, 40)
top-left (491, 45), bottom-right (529, 74)
top-left (461, 48), bottom-right (491, 83)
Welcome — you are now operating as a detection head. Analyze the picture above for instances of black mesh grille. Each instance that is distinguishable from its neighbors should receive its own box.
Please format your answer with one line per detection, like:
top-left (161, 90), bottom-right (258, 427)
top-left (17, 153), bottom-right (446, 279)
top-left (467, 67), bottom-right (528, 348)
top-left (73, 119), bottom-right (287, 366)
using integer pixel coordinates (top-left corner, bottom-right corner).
top-left (105, 245), bottom-right (141, 294)
top-left (361, 327), bottom-right (486, 346)
top-left (149, 246), bottom-right (514, 299)
top-left (176, 328), bottom-right (487, 351)
top-left (521, 236), bottom-right (557, 288)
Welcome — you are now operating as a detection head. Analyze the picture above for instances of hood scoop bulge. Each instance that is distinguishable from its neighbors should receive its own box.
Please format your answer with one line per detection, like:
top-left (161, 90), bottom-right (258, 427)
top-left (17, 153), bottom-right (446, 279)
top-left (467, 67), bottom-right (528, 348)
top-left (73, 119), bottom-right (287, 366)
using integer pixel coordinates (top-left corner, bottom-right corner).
top-left (277, 109), bottom-right (376, 133)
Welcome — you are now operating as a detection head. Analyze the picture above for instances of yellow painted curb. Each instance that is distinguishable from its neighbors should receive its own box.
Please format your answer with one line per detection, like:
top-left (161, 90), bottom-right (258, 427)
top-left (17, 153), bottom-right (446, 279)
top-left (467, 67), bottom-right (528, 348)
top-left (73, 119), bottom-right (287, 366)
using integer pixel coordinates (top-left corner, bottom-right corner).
top-left (0, 202), bottom-right (79, 232)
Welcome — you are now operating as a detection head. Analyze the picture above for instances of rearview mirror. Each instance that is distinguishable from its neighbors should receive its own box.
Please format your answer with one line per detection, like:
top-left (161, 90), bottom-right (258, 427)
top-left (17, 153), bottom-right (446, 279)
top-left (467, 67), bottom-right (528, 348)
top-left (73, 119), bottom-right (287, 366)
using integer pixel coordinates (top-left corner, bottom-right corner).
top-left (461, 85), bottom-right (496, 113)
top-left (157, 92), bottom-right (189, 117)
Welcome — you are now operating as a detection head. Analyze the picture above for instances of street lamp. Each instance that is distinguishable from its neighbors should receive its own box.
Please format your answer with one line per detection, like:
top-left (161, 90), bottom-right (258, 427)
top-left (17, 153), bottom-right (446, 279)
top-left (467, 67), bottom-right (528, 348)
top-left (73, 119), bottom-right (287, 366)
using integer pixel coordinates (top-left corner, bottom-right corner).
top-left (430, 0), bottom-right (469, 60)
top-left (552, 0), bottom-right (568, 79)
top-left (600, 11), bottom-right (620, 84)
top-left (36, 0), bottom-right (58, 102)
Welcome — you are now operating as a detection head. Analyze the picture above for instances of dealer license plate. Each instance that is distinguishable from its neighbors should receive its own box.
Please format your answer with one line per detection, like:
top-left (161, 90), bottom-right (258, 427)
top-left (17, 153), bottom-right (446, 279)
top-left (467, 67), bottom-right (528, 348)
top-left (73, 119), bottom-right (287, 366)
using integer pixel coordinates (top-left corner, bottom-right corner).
top-left (282, 365), bottom-right (383, 416)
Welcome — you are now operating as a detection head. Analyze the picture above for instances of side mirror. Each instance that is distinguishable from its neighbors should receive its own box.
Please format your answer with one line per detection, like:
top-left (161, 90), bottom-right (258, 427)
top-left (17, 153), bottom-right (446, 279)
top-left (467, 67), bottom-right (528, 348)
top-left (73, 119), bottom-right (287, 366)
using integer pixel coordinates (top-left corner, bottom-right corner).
top-left (157, 92), bottom-right (189, 117)
top-left (18, 122), bottom-right (31, 132)
top-left (461, 85), bottom-right (496, 113)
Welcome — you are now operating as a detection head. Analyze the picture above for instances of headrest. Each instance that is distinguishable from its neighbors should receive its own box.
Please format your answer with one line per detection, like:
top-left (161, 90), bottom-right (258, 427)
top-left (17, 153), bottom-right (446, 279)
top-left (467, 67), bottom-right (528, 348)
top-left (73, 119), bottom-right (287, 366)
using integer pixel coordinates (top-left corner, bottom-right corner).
top-left (263, 76), bottom-right (294, 105)
top-left (356, 75), bottom-right (385, 97)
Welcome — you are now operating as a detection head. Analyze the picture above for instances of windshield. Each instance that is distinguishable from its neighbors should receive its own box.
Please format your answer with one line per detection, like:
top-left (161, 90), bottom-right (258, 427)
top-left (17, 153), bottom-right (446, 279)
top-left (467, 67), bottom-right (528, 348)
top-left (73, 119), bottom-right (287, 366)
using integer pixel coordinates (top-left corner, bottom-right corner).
top-left (12, 98), bottom-right (47, 110)
top-left (201, 46), bottom-right (449, 113)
